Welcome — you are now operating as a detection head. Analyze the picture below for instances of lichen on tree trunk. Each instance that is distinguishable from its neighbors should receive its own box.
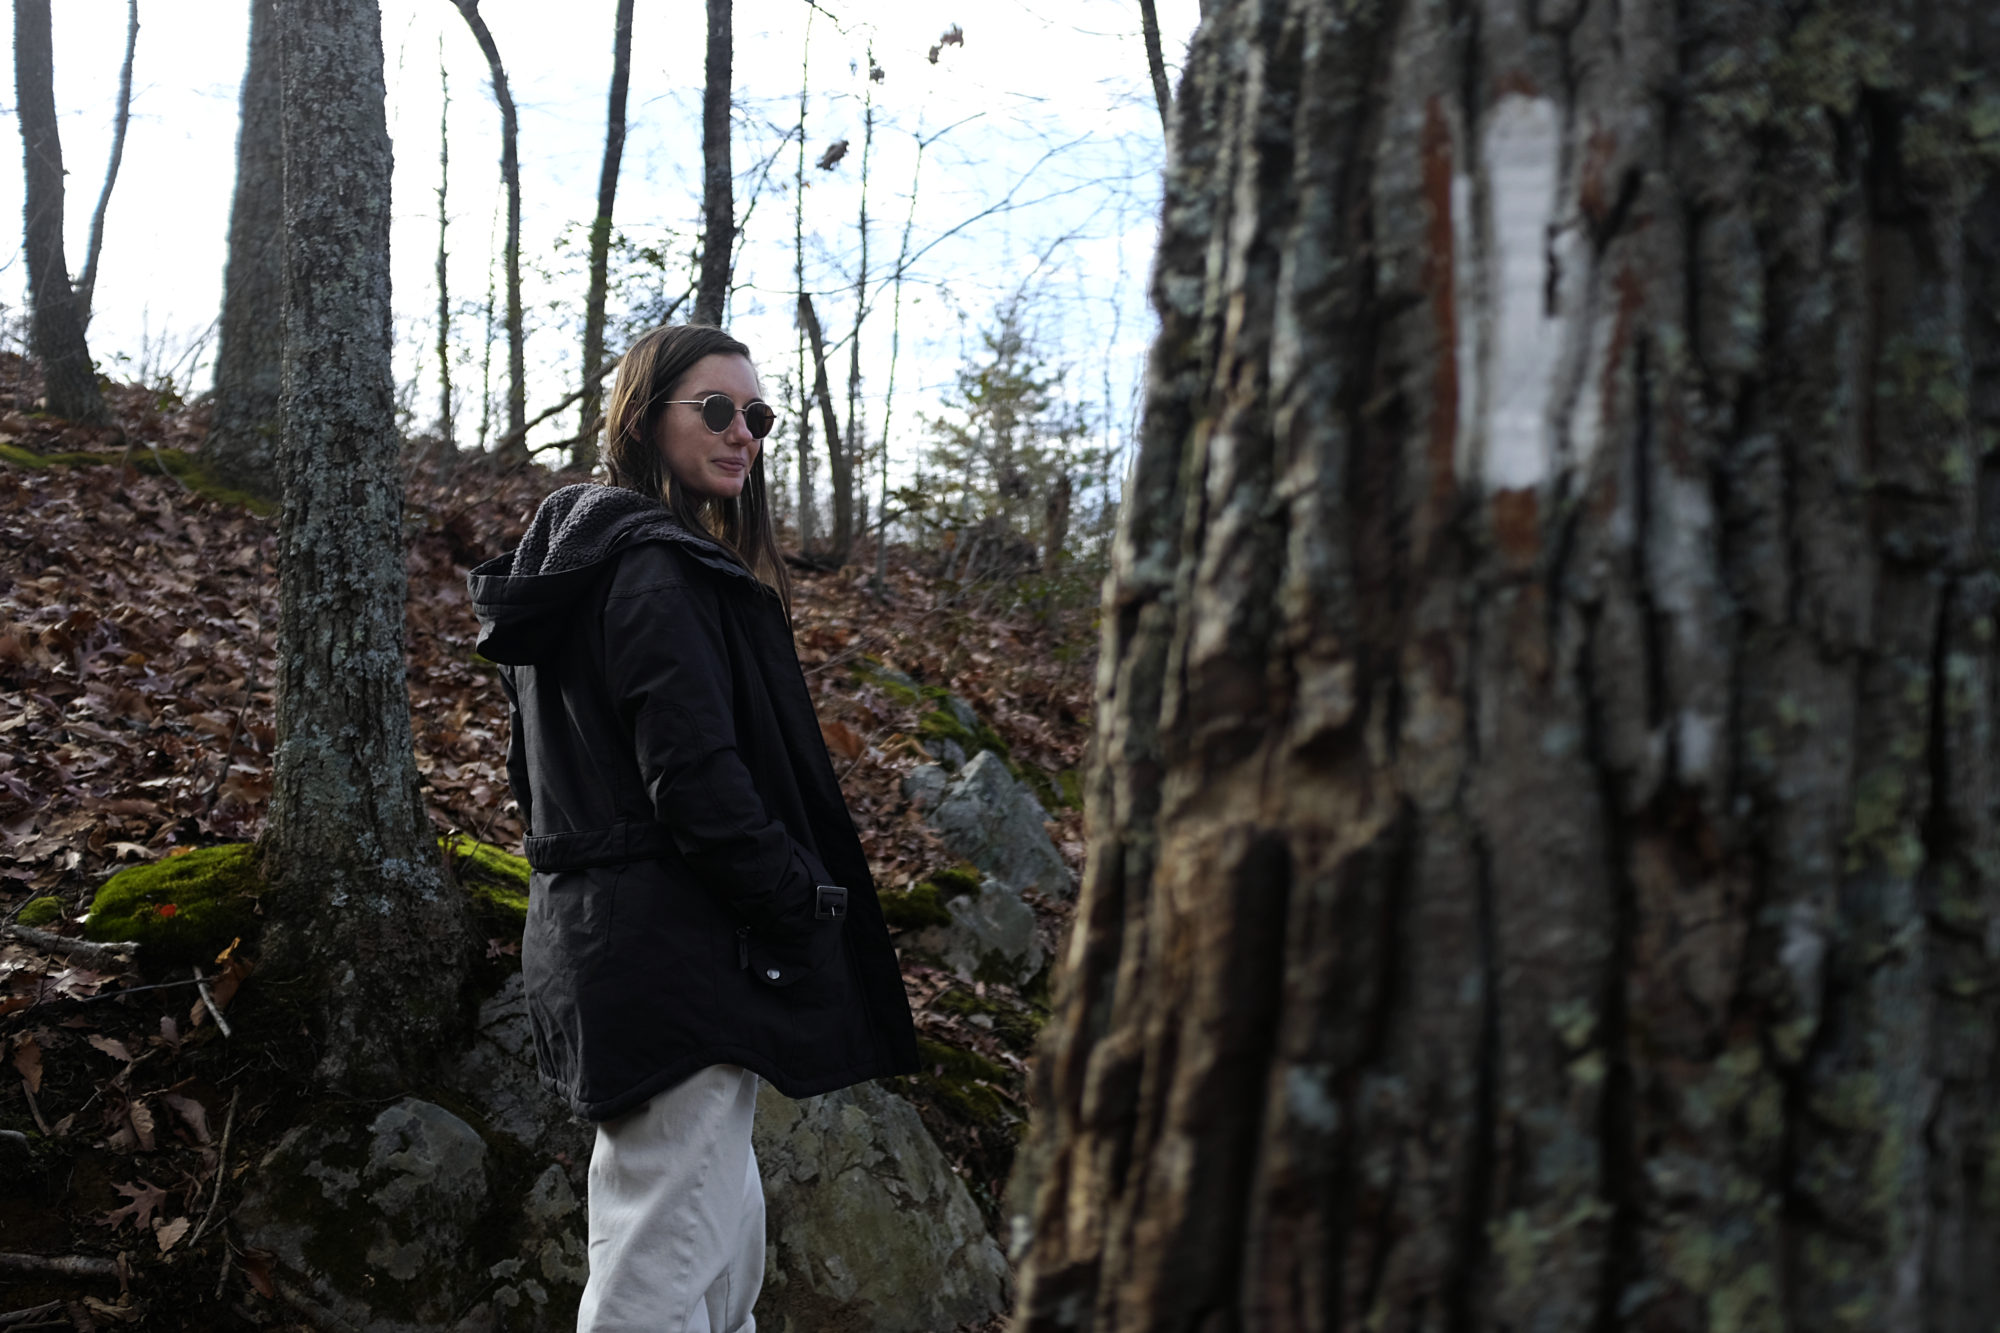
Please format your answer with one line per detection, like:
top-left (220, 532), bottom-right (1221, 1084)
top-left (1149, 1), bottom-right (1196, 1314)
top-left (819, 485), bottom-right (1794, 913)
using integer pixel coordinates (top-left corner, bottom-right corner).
top-left (265, 0), bottom-right (469, 1095)
top-left (1016, 0), bottom-right (2000, 1328)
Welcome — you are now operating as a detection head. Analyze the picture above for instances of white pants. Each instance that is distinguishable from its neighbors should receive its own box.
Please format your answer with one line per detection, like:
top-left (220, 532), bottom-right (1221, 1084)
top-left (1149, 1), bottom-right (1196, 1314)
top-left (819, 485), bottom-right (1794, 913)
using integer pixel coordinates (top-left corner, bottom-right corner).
top-left (577, 1065), bottom-right (765, 1333)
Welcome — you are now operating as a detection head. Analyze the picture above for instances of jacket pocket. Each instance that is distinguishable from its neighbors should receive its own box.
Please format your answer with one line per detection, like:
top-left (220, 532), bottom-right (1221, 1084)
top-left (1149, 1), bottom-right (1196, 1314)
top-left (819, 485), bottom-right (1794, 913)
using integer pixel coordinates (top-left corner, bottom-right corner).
top-left (535, 866), bottom-right (620, 967)
top-left (740, 887), bottom-right (847, 988)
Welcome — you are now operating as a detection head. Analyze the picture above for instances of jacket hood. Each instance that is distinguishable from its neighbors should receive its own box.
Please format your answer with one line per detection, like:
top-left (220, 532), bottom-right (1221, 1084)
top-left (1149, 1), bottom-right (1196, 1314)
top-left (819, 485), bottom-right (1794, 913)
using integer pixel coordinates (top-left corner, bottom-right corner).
top-left (466, 483), bottom-right (760, 665)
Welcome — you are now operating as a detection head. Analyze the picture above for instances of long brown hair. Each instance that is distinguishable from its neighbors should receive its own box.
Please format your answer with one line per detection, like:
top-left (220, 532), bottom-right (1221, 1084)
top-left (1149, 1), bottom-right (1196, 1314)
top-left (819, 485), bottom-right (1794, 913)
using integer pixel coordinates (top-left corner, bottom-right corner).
top-left (603, 324), bottom-right (792, 615)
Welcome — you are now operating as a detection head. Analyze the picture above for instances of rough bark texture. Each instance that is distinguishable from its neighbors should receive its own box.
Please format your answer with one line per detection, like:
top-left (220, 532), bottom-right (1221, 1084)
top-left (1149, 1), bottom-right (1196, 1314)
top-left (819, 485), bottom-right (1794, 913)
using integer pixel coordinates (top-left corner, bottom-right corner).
top-left (451, 0), bottom-right (524, 459)
top-left (205, 0), bottom-right (285, 499)
top-left (266, 0), bottom-right (468, 1095)
top-left (575, 0), bottom-right (634, 472)
top-left (13, 0), bottom-right (103, 423)
top-left (1016, 0), bottom-right (2000, 1329)
top-left (694, 0), bottom-right (733, 328)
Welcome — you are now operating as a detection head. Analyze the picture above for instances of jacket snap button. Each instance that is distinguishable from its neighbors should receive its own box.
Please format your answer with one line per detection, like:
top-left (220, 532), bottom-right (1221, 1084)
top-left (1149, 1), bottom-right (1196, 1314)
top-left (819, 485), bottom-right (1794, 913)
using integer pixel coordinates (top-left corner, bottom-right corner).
top-left (766, 968), bottom-right (781, 980)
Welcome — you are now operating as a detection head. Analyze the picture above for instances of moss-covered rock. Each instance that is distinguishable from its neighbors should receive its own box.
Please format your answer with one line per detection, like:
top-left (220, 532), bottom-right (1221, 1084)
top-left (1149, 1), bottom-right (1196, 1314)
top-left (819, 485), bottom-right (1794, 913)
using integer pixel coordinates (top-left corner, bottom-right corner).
top-left (14, 895), bottom-right (62, 928)
top-left (916, 706), bottom-right (1011, 766)
top-left (877, 881), bottom-right (953, 932)
top-left (913, 1037), bottom-right (1013, 1128)
top-left (84, 843), bottom-right (264, 965)
top-left (933, 985), bottom-right (1046, 1053)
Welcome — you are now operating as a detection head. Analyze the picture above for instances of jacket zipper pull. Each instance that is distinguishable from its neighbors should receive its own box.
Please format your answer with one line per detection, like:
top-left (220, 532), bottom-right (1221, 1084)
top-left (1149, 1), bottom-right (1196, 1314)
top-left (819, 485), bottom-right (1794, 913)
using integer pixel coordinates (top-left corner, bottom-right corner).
top-left (736, 927), bottom-right (750, 970)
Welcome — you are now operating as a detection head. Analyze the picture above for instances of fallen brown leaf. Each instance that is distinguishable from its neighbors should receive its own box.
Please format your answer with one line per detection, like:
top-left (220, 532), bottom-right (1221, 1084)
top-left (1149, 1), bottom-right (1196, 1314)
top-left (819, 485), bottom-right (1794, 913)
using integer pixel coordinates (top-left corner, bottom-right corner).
top-left (11, 1033), bottom-right (41, 1094)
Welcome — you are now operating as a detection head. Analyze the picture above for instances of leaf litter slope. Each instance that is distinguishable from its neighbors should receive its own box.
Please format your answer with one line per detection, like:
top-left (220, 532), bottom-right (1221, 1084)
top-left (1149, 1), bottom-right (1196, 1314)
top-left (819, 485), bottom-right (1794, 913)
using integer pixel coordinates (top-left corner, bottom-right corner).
top-left (0, 356), bottom-right (1089, 1327)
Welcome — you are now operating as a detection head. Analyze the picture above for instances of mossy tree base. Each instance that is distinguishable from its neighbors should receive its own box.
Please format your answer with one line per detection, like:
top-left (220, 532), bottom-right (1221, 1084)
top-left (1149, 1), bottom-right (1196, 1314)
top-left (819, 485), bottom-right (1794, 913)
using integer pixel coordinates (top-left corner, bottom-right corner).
top-left (82, 837), bottom-right (530, 972)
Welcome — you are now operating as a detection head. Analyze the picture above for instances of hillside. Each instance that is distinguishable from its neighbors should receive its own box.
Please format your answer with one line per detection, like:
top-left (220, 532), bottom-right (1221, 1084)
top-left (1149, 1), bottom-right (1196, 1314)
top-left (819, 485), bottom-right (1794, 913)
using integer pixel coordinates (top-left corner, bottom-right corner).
top-left (0, 360), bottom-right (1095, 1327)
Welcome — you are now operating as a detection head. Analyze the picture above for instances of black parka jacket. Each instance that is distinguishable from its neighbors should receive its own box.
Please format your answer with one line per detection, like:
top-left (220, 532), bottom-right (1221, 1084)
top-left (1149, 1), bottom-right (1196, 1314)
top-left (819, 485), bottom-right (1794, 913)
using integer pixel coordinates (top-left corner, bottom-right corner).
top-left (467, 484), bottom-right (918, 1120)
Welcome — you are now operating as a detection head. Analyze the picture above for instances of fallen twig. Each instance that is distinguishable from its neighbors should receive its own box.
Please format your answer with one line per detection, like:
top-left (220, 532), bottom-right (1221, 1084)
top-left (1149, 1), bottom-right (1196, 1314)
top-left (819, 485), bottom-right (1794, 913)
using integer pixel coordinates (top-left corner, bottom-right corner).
top-left (17, 1082), bottom-right (49, 1137)
top-left (0, 926), bottom-right (137, 971)
top-left (190, 968), bottom-right (233, 1038)
top-left (0, 1255), bottom-right (120, 1281)
top-left (0, 1302), bottom-right (62, 1328)
top-left (190, 1087), bottom-right (240, 1245)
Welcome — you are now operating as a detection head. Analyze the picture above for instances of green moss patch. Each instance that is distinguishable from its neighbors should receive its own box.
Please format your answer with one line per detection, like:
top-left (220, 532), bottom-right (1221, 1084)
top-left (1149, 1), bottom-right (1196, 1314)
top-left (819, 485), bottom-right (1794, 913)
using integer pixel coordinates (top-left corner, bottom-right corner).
top-left (928, 864), bottom-right (981, 896)
top-left (85, 844), bottom-right (263, 965)
top-left (1016, 760), bottom-right (1082, 812)
top-left (916, 706), bottom-right (1011, 764)
top-left (15, 895), bottom-right (62, 927)
top-left (877, 881), bottom-right (952, 932)
top-left (913, 1037), bottom-right (1012, 1127)
top-left (934, 985), bottom-right (1045, 1053)
top-left (445, 834), bottom-right (529, 938)
top-left (0, 442), bottom-right (275, 515)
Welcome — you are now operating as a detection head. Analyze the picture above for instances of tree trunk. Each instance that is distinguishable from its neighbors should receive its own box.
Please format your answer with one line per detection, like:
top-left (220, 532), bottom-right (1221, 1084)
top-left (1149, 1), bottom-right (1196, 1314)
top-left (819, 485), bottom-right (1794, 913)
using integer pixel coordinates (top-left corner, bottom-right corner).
top-left (693, 0), bottom-right (733, 327)
top-left (265, 0), bottom-right (467, 1095)
top-left (1137, 0), bottom-right (1171, 131)
top-left (797, 291), bottom-right (851, 564)
top-left (450, 0), bottom-right (524, 460)
top-left (205, 0), bottom-right (284, 498)
top-left (575, 0), bottom-right (634, 472)
top-left (75, 0), bottom-right (136, 324)
top-left (13, 0), bottom-right (103, 423)
top-left (846, 88), bottom-right (874, 549)
top-left (434, 44), bottom-right (452, 450)
top-left (1041, 471), bottom-right (1070, 572)
top-left (1016, 0), bottom-right (2000, 1329)
top-left (792, 29), bottom-right (814, 551)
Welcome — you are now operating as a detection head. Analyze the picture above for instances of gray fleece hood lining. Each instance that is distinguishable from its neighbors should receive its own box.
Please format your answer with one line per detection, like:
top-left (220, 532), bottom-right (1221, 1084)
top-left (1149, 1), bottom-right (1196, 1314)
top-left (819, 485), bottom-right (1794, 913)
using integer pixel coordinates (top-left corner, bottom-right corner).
top-left (467, 483), bottom-right (764, 663)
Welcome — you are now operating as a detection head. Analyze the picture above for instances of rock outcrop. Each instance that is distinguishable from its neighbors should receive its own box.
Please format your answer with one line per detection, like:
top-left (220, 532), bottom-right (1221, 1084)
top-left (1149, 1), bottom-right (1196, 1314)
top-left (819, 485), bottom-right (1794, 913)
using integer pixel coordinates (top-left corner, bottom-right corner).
top-left (898, 872), bottom-right (1045, 987)
top-left (911, 751), bottom-right (1074, 899)
top-left (236, 969), bottom-right (1010, 1332)
top-left (754, 1079), bottom-right (1012, 1333)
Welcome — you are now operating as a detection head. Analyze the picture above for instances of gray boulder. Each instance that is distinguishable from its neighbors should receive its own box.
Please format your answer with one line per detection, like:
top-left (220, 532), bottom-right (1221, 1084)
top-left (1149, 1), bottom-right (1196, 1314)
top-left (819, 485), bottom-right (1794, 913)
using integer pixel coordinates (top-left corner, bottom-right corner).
top-left (753, 1079), bottom-right (1012, 1333)
top-left (899, 762), bottom-right (948, 811)
top-left (927, 750), bottom-right (1074, 898)
top-left (236, 1098), bottom-right (508, 1332)
top-left (902, 874), bottom-right (1045, 986)
top-left (237, 968), bottom-right (1009, 1333)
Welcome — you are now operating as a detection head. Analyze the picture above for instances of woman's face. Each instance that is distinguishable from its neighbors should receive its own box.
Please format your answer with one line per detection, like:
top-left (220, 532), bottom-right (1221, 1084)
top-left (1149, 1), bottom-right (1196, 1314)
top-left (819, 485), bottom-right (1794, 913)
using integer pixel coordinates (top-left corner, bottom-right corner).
top-left (655, 352), bottom-right (763, 501)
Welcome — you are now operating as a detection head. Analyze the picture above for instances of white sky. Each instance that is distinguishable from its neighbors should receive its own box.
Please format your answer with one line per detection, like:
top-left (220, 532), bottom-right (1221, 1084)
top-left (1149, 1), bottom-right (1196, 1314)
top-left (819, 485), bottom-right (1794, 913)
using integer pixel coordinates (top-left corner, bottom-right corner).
top-left (10, 0), bottom-right (1200, 511)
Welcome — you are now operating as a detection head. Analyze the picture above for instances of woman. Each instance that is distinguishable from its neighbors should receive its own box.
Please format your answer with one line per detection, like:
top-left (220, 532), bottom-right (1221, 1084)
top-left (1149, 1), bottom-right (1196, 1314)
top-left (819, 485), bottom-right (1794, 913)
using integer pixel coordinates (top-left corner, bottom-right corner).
top-left (468, 324), bottom-right (919, 1332)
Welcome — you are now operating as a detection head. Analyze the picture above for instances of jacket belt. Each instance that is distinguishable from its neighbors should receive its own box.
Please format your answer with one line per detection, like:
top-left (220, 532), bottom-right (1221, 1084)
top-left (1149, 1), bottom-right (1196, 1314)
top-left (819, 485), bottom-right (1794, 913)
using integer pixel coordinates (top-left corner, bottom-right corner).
top-left (523, 820), bottom-right (675, 872)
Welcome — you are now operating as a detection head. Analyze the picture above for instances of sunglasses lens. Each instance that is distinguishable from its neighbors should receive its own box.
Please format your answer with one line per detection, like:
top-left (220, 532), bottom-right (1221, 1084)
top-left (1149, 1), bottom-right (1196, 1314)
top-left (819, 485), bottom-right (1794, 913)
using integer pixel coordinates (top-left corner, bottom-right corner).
top-left (700, 394), bottom-right (736, 433)
top-left (745, 403), bottom-right (776, 439)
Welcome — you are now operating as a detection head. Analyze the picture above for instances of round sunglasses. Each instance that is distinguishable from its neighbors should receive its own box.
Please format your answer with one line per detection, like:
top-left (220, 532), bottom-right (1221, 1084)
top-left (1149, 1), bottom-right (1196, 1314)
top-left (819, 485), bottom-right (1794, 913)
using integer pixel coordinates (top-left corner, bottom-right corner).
top-left (666, 393), bottom-right (777, 440)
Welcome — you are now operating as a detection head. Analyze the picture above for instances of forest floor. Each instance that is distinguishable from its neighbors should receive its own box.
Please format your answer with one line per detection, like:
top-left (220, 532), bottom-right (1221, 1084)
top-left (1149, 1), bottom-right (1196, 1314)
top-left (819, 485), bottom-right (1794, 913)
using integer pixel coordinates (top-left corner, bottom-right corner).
top-left (0, 357), bottom-right (1096, 1330)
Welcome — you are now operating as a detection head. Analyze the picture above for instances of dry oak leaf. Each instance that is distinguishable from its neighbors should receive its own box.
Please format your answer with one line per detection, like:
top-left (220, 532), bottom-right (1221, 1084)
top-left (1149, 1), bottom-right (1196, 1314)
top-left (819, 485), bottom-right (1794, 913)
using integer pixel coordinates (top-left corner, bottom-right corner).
top-left (160, 1092), bottom-right (210, 1144)
top-left (155, 1216), bottom-right (191, 1253)
top-left (10, 1033), bottom-right (41, 1094)
top-left (87, 1034), bottom-right (134, 1063)
top-left (101, 1178), bottom-right (169, 1232)
top-left (820, 720), bottom-right (866, 762)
